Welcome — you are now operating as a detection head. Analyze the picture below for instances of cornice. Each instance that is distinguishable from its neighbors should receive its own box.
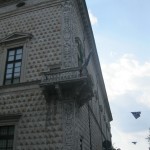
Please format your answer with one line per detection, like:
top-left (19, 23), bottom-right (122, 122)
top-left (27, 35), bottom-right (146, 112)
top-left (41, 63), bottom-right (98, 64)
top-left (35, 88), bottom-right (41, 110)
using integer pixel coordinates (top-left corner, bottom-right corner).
top-left (76, 0), bottom-right (113, 121)
top-left (0, 32), bottom-right (33, 44)
top-left (0, 0), bottom-right (61, 20)
top-left (0, 114), bottom-right (22, 125)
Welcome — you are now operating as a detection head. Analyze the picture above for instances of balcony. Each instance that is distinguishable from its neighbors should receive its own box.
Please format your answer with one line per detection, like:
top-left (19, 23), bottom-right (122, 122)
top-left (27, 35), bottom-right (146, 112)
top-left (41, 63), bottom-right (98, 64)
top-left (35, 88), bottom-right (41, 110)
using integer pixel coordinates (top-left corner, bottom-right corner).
top-left (40, 67), bottom-right (93, 105)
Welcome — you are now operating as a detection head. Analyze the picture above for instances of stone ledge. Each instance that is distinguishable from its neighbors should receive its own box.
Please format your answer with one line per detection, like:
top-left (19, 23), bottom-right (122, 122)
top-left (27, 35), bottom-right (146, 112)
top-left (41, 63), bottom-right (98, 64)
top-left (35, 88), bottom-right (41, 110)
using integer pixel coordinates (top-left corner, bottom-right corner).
top-left (0, 113), bottom-right (22, 125)
top-left (0, 0), bottom-right (61, 19)
top-left (0, 81), bottom-right (40, 94)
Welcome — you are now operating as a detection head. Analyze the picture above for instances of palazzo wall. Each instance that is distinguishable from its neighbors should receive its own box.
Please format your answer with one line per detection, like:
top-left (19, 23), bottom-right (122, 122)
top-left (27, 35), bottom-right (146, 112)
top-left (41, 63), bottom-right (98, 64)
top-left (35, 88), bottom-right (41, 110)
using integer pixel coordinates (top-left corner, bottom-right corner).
top-left (0, 0), bottom-right (112, 150)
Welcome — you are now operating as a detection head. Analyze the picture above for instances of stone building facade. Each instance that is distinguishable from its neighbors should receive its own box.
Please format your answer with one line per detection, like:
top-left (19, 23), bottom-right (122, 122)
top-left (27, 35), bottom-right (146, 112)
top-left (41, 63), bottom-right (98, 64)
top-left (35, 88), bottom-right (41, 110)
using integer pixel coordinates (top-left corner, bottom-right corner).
top-left (0, 0), bottom-right (113, 150)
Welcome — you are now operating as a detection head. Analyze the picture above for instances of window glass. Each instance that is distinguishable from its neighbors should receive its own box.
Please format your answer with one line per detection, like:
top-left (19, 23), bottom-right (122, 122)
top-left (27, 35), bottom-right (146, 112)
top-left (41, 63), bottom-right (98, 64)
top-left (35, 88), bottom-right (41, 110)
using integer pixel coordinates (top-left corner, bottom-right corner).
top-left (0, 126), bottom-right (14, 150)
top-left (14, 67), bottom-right (20, 73)
top-left (14, 72), bottom-right (20, 77)
top-left (7, 140), bottom-right (13, 147)
top-left (16, 54), bottom-right (22, 60)
top-left (0, 140), bottom-right (7, 148)
top-left (8, 51), bottom-right (15, 56)
top-left (6, 69), bottom-right (13, 74)
top-left (8, 56), bottom-right (14, 61)
top-left (16, 49), bottom-right (22, 54)
top-left (15, 62), bottom-right (21, 67)
top-left (7, 64), bottom-right (13, 69)
top-left (0, 127), bottom-right (7, 135)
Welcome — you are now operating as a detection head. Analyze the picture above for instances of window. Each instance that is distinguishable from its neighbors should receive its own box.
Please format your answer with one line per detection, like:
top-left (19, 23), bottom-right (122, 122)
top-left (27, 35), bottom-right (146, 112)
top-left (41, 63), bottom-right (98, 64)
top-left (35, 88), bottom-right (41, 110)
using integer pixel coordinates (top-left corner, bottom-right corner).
top-left (0, 126), bottom-right (14, 150)
top-left (4, 47), bottom-right (23, 85)
top-left (0, 32), bottom-right (32, 86)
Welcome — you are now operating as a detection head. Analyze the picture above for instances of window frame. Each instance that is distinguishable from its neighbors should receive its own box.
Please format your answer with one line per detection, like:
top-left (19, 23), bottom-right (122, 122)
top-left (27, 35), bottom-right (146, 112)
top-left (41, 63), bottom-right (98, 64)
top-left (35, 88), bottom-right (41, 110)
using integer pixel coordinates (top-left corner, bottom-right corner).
top-left (0, 41), bottom-right (28, 86)
top-left (0, 114), bottom-right (21, 150)
top-left (4, 46), bottom-right (23, 85)
top-left (0, 125), bottom-right (15, 150)
top-left (0, 32), bottom-right (32, 86)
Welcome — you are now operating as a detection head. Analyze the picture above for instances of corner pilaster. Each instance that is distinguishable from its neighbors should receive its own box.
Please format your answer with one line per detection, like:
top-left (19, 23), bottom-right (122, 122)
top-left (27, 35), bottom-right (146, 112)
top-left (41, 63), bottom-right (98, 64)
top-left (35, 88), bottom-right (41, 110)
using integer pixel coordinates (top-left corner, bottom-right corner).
top-left (61, 1), bottom-right (77, 69)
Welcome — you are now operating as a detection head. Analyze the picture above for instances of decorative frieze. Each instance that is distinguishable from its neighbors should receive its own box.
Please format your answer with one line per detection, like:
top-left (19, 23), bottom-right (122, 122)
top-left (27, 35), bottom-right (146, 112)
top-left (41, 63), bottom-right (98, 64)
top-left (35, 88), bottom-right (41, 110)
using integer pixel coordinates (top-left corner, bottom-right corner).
top-left (61, 1), bottom-right (76, 69)
top-left (63, 101), bottom-right (75, 150)
top-left (40, 67), bottom-right (84, 85)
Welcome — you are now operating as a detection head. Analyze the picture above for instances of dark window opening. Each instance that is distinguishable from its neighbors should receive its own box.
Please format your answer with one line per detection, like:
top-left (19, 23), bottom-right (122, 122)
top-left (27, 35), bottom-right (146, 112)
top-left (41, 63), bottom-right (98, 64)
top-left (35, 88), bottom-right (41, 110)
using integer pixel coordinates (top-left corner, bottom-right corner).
top-left (4, 47), bottom-right (23, 85)
top-left (0, 126), bottom-right (14, 150)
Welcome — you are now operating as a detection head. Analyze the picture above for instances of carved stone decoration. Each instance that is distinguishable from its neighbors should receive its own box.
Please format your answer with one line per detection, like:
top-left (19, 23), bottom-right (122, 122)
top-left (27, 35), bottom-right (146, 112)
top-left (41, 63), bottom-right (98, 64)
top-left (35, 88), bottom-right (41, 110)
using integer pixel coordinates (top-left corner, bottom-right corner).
top-left (61, 1), bottom-right (75, 69)
top-left (63, 101), bottom-right (75, 150)
top-left (0, 32), bottom-right (33, 44)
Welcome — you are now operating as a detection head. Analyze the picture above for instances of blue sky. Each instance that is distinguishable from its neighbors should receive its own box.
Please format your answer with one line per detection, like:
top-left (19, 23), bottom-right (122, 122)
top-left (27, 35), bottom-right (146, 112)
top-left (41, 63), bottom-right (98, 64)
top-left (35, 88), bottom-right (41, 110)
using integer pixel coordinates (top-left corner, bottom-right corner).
top-left (87, 0), bottom-right (150, 63)
top-left (86, 0), bottom-right (150, 149)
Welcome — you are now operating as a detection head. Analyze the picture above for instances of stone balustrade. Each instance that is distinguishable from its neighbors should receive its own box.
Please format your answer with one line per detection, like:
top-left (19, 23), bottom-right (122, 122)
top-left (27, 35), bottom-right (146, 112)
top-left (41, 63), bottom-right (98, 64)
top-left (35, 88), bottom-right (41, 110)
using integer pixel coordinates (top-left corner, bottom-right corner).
top-left (40, 67), bottom-right (88, 86)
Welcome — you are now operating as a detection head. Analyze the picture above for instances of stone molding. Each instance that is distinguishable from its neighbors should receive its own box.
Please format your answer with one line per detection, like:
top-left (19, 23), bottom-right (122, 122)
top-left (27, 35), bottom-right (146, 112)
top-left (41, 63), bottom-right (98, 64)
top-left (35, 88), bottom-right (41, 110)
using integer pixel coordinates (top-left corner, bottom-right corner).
top-left (0, 114), bottom-right (22, 126)
top-left (0, 81), bottom-right (40, 94)
top-left (0, 0), bottom-right (61, 20)
top-left (0, 32), bottom-right (33, 44)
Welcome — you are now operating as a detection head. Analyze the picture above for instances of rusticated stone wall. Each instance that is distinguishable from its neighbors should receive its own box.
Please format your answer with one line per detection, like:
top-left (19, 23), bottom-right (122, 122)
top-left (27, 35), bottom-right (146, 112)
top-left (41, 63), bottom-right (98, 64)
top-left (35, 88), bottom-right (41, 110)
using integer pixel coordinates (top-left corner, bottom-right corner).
top-left (0, 0), bottom-right (61, 14)
top-left (0, 0), bottom-right (112, 150)
top-left (0, 84), bottom-right (63, 150)
top-left (0, 2), bottom-right (62, 82)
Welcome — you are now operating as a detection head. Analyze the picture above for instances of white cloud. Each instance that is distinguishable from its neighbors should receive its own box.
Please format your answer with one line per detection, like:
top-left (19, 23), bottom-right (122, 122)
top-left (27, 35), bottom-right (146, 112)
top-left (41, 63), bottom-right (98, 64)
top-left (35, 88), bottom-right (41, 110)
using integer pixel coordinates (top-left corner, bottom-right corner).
top-left (111, 126), bottom-right (148, 150)
top-left (101, 54), bottom-right (150, 107)
top-left (101, 54), bottom-right (150, 150)
top-left (88, 10), bottom-right (98, 25)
